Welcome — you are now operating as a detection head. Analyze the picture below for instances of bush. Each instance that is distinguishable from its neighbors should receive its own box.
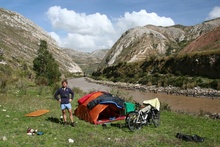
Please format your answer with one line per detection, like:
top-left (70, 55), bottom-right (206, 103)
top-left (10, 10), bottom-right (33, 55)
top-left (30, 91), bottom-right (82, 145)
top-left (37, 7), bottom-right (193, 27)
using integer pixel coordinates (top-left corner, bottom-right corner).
top-left (35, 76), bottom-right (49, 86)
top-left (210, 80), bottom-right (220, 90)
top-left (0, 77), bottom-right (7, 93)
top-left (52, 83), bottom-right (60, 96)
top-left (160, 102), bottom-right (171, 111)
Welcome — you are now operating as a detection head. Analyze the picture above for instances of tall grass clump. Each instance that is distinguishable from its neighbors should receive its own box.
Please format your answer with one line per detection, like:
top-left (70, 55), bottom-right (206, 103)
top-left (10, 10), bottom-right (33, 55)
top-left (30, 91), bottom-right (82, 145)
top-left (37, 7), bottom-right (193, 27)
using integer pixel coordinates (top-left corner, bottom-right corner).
top-left (160, 102), bottom-right (171, 111)
top-left (0, 77), bottom-right (7, 93)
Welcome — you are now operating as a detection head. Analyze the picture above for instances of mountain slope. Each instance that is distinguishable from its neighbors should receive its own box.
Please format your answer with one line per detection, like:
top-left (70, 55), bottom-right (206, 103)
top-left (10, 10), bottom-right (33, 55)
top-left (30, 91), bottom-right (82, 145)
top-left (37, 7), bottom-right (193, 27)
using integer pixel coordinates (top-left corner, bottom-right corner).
top-left (93, 18), bottom-right (220, 89)
top-left (179, 26), bottom-right (220, 53)
top-left (0, 8), bottom-right (82, 77)
top-left (98, 18), bottom-right (220, 69)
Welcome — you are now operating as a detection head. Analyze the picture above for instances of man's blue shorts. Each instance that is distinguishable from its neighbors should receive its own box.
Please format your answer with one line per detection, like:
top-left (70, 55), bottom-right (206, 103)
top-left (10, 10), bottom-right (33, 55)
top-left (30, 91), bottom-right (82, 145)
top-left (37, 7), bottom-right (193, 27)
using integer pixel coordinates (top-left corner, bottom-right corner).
top-left (60, 103), bottom-right (72, 110)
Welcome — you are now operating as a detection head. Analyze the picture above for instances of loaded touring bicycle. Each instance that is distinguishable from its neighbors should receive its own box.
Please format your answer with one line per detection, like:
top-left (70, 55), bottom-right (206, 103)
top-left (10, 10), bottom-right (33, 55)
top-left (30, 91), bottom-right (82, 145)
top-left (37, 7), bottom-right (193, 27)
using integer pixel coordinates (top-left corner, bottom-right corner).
top-left (124, 98), bottom-right (160, 131)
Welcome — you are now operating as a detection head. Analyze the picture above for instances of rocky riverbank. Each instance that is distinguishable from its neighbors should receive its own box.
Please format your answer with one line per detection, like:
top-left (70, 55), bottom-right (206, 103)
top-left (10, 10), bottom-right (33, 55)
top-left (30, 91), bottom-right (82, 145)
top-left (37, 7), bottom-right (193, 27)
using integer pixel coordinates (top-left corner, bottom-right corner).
top-left (85, 77), bottom-right (220, 99)
top-left (74, 77), bottom-right (220, 119)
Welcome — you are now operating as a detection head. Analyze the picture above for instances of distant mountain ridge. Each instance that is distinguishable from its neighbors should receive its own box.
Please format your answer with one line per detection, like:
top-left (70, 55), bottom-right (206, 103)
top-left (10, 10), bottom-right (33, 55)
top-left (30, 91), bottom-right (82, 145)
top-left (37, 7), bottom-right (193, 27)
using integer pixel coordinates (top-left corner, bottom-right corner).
top-left (63, 48), bottom-right (109, 74)
top-left (98, 18), bottom-right (220, 69)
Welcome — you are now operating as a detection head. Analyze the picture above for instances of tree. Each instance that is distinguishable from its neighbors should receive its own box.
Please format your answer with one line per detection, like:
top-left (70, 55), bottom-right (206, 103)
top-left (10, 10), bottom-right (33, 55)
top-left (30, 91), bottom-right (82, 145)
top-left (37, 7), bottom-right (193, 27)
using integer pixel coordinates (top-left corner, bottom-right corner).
top-left (33, 40), bottom-right (61, 85)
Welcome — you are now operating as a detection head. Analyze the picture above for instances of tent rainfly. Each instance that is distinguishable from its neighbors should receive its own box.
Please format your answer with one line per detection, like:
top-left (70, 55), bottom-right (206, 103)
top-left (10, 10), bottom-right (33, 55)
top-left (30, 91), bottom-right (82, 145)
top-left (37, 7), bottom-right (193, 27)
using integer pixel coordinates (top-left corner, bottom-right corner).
top-left (74, 91), bottom-right (126, 124)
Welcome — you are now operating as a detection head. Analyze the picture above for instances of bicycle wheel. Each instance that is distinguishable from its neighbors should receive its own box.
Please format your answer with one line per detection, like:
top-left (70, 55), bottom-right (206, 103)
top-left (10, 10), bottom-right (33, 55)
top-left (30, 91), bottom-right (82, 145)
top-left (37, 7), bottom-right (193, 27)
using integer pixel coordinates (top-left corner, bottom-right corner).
top-left (125, 112), bottom-right (136, 125)
top-left (151, 110), bottom-right (160, 127)
top-left (127, 112), bottom-right (141, 131)
top-left (125, 114), bottom-right (130, 126)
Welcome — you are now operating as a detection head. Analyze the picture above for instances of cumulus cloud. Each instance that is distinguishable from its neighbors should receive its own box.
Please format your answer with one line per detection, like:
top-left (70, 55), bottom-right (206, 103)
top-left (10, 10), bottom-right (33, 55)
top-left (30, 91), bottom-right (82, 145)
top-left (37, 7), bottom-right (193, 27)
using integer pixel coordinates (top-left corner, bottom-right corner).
top-left (116, 10), bottom-right (174, 31)
top-left (206, 6), bottom-right (220, 20)
top-left (46, 6), bottom-right (175, 52)
top-left (47, 6), bottom-right (114, 35)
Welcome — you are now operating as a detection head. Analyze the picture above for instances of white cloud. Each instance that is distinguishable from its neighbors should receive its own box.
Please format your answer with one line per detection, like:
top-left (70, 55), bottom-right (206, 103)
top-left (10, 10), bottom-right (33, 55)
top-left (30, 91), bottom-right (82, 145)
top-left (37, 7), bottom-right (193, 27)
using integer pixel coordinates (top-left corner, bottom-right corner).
top-left (46, 7), bottom-right (175, 52)
top-left (63, 33), bottom-right (97, 51)
top-left (207, 6), bottom-right (220, 20)
top-left (116, 10), bottom-right (174, 31)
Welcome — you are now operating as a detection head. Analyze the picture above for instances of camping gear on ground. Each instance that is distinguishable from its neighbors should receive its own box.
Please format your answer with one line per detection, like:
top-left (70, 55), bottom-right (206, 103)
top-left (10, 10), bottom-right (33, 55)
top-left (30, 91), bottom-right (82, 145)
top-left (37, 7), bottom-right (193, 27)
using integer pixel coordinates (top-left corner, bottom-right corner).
top-left (74, 91), bottom-right (126, 124)
top-left (27, 128), bottom-right (38, 136)
top-left (176, 133), bottom-right (204, 143)
top-left (125, 98), bottom-right (160, 132)
top-left (37, 131), bottom-right (44, 135)
top-left (25, 109), bottom-right (50, 117)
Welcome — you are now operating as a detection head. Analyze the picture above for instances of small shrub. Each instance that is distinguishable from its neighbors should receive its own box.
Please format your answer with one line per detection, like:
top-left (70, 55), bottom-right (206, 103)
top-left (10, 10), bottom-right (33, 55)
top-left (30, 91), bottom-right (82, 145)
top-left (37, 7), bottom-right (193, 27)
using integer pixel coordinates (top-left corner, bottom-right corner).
top-left (0, 78), bottom-right (7, 93)
top-left (51, 83), bottom-right (60, 96)
top-left (210, 79), bottom-right (219, 90)
top-left (15, 80), bottom-right (27, 96)
top-left (37, 86), bottom-right (44, 95)
top-left (160, 102), bottom-right (171, 111)
top-left (198, 109), bottom-right (211, 117)
top-left (35, 76), bottom-right (49, 86)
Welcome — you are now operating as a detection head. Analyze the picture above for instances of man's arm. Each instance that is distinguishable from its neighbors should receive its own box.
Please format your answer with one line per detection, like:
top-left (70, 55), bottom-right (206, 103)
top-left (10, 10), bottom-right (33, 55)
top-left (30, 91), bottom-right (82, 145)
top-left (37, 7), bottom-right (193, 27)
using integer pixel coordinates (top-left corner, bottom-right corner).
top-left (69, 88), bottom-right (74, 99)
top-left (54, 88), bottom-right (61, 101)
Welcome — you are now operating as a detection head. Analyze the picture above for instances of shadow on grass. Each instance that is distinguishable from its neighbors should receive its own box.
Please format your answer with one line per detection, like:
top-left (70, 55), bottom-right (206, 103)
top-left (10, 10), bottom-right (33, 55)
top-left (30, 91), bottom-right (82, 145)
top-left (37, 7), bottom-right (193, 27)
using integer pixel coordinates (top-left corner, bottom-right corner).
top-left (102, 122), bottom-right (131, 132)
top-left (110, 123), bottom-right (127, 128)
top-left (46, 117), bottom-right (61, 124)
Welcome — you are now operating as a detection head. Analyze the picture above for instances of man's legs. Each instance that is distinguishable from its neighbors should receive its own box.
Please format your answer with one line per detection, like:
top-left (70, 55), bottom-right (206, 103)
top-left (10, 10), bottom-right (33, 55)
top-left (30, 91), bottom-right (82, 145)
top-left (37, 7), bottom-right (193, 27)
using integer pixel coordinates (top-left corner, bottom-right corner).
top-left (68, 108), bottom-right (74, 123)
top-left (68, 108), bottom-right (75, 127)
top-left (62, 109), bottom-right (67, 126)
top-left (62, 109), bottom-right (67, 124)
top-left (61, 104), bottom-right (74, 126)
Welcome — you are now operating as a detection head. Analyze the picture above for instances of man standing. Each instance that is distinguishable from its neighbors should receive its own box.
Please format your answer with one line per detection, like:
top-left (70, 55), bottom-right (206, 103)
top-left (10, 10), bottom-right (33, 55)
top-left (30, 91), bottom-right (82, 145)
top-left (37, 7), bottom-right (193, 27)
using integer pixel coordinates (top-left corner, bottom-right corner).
top-left (54, 79), bottom-right (75, 127)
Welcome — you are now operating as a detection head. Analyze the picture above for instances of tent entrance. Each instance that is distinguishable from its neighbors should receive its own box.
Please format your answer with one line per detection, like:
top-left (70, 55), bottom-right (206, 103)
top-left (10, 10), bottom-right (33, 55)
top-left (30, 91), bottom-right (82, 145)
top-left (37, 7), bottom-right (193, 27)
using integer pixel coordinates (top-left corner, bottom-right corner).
top-left (96, 104), bottom-right (125, 124)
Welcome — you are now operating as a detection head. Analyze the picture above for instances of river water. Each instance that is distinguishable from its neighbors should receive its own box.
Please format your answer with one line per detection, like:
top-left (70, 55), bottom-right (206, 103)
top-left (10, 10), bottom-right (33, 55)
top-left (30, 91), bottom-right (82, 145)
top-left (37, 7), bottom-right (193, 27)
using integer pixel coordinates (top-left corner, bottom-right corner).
top-left (68, 77), bottom-right (220, 114)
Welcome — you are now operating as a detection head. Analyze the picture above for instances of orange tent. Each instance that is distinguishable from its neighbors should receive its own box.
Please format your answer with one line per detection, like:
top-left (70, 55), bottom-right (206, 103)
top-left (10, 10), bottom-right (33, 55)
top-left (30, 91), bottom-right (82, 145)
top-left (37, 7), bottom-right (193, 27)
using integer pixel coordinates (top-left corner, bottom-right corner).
top-left (74, 91), bottom-right (126, 124)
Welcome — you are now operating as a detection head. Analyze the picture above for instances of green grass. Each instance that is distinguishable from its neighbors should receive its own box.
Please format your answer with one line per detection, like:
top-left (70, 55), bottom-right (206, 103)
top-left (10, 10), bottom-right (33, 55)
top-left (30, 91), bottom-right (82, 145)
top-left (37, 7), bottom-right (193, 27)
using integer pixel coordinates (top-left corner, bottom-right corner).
top-left (0, 85), bottom-right (219, 147)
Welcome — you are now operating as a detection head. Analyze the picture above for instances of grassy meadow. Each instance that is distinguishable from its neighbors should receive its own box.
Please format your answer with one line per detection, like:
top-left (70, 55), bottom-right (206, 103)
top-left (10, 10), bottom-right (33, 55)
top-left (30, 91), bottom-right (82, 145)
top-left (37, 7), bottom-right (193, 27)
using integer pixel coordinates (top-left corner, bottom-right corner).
top-left (0, 82), bottom-right (219, 147)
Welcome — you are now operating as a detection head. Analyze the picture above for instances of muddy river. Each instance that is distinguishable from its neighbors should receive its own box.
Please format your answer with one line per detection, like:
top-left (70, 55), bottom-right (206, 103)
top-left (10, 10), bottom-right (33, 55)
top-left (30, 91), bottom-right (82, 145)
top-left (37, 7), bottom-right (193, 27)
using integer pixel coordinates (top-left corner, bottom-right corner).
top-left (68, 77), bottom-right (220, 114)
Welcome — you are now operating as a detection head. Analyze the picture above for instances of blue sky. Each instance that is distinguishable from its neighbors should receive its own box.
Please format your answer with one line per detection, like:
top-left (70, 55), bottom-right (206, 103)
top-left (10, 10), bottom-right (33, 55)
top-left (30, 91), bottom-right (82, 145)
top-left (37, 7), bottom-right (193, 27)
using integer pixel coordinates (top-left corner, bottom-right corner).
top-left (1, 0), bottom-right (220, 52)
